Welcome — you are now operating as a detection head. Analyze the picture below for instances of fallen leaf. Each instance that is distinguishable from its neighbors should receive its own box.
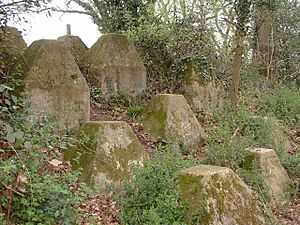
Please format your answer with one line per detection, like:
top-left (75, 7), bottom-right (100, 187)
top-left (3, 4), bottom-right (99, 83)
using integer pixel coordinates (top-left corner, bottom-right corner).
top-left (49, 159), bottom-right (63, 167)
top-left (17, 173), bottom-right (28, 183)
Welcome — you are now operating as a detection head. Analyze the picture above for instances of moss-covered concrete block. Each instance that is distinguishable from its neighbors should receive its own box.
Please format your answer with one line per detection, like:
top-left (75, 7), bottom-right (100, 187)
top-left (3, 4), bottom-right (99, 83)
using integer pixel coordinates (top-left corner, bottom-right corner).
top-left (178, 165), bottom-right (271, 225)
top-left (0, 26), bottom-right (27, 67)
top-left (264, 117), bottom-right (290, 151)
top-left (65, 121), bottom-right (147, 192)
top-left (57, 35), bottom-right (87, 68)
top-left (141, 94), bottom-right (206, 148)
top-left (15, 39), bottom-right (90, 132)
top-left (82, 33), bottom-right (146, 96)
top-left (246, 148), bottom-right (290, 203)
top-left (182, 61), bottom-right (225, 113)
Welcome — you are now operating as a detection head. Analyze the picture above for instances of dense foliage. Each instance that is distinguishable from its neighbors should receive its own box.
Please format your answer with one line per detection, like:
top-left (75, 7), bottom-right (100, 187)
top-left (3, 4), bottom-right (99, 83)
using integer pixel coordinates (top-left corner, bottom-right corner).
top-left (117, 146), bottom-right (192, 225)
top-left (0, 70), bottom-right (86, 224)
top-left (70, 0), bottom-right (154, 33)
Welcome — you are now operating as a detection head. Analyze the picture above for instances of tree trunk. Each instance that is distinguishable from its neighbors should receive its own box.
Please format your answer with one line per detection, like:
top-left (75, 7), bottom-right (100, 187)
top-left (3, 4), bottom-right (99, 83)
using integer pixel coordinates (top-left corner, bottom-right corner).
top-left (253, 4), bottom-right (276, 80)
top-left (229, 0), bottom-right (251, 112)
top-left (230, 28), bottom-right (244, 112)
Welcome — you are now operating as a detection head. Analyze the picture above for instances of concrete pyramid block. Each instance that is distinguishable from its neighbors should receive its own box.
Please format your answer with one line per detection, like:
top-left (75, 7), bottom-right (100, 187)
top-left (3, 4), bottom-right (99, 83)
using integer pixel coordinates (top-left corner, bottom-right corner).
top-left (65, 121), bottom-right (147, 191)
top-left (141, 94), bottom-right (206, 148)
top-left (57, 35), bottom-right (87, 67)
top-left (83, 33), bottom-right (146, 96)
top-left (16, 39), bottom-right (90, 132)
top-left (178, 165), bottom-right (271, 225)
top-left (247, 148), bottom-right (290, 203)
top-left (182, 60), bottom-right (225, 113)
top-left (0, 26), bottom-right (27, 67)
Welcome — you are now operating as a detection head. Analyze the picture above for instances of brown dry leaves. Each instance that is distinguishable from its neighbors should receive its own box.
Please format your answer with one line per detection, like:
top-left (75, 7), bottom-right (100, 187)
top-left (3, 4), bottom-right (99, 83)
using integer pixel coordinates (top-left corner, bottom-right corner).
top-left (80, 192), bottom-right (120, 225)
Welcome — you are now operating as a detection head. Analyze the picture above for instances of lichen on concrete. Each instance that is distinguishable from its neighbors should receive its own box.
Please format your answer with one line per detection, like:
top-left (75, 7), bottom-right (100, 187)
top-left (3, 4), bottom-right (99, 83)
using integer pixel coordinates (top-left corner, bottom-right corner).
top-left (246, 148), bottom-right (291, 204)
top-left (82, 33), bottom-right (146, 96)
top-left (178, 165), bottom-right (272, 225)
top-left (141, 94), bottom-right (206, 149)
top-left (64, 121), bottom-right (147, 192)
top-left (182, 61), bottom-right (205, 86)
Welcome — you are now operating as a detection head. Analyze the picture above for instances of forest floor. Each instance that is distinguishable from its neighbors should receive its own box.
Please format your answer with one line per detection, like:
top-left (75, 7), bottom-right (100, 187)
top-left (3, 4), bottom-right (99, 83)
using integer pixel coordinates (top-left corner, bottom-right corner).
top-left (81, 101), bottom-right (300, 225)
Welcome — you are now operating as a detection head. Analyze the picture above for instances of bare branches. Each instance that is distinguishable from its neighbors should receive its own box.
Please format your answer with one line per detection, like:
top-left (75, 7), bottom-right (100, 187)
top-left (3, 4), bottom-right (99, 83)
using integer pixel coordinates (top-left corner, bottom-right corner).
top-left (0, 0), bottom-right (52, 25)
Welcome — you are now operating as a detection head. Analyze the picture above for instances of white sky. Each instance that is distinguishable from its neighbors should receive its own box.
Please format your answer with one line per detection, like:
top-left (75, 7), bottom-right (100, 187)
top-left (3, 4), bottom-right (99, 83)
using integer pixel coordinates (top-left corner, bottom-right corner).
top-left (7, 0), bottom-right (101, 47)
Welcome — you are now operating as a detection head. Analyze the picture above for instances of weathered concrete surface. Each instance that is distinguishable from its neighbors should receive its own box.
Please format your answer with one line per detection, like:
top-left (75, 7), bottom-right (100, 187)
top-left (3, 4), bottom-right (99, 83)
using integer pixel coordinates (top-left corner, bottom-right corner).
top-left (0, 26), bottom-right (27, 67)
top-left (83, 33), bottom-right (146, 96)
top-left (65, 121), bottom-right (147, 192)
top-left (16, 39), bottom-right (90, 132)
top-left (141, 94), bottom-right (206, 148)
top-left (57, 35), bottom-right (87, 68)
top-left (182, 61), bottom-right (225, 113)
top-left (178, 165), bottom-right (271, 225)
top-left (247, 148), bottom-right (290, 203)
top-left (264, 117), bottom-right (290, 151)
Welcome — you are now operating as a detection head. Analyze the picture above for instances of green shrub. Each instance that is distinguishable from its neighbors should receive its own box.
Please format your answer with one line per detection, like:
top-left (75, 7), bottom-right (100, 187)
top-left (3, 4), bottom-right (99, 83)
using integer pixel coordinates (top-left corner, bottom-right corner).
top-left (257, 86), bottom-right (300, 181)
top-left (89, 85), bottom-right (132, 112)
top-left (203, 103), bottom-right (300, 197)
top-left (0, 122), bottom-right (86, 224)
top-left (260, 86), bottom-right (300, 128)
top-left (90, 86), bottom-right (103, 102)
top-left (117, 146), bottom-right (193, 225)
top-left (0, 69), bottom-right (86, 224)
top-left (127, 105), bottom-right (143, 118)
top-left (201, 106), bottom-right (274, 201)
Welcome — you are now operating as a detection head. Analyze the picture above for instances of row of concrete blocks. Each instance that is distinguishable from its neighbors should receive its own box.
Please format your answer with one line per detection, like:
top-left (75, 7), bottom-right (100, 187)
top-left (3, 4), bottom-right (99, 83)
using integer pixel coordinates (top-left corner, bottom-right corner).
top-left (66, 119), bottom-right (289, 225)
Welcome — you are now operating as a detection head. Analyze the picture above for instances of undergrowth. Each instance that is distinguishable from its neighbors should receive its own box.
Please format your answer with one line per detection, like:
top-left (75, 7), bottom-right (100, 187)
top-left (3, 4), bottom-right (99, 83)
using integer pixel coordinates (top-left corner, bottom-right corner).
top-left (260, 85), bottom-right (300, 129)
top-left (0, 70), bottom-right (86, 224)
top-left (201, 106), bottom-right (271, 201)
top-left (116, 146), bottom-right (193, 225)
top-left (201, 82), bottom-right (300, 201)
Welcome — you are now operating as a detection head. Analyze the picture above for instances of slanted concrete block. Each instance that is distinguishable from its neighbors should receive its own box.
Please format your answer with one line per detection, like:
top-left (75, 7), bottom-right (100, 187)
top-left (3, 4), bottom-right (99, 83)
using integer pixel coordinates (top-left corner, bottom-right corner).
top-left (247, 148), bottom-right (290, 203)
top-left (141, 94), bottom-right (206, 148)
top-left (15, 39), bottom-right (90, 132)
top-left (65, 121), bottom-right (147, 192)
top-left (178, 165), bottom-right (271, 225)
top-left (57, 35), bottom-right (88, 68)
top-left (83, 33), bottom-right (146, 96)
top-left (263, 117), bottom-right (290, 151)
top-left (0, 26), bottom-right (27, 67)
top-left (182, 61), bottom-right (225, 113)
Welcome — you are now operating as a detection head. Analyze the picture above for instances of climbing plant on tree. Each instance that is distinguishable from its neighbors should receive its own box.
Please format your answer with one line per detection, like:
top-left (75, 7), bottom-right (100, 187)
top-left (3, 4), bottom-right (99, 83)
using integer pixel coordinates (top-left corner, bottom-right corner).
top-left (230, 0), bottom-right (252, 112)
top-left (252, 0), bottom-right (278, 79)
top-left (275, 0), bottom-right (300, 84)
top-left (69, 0), bottom-right (156, 33)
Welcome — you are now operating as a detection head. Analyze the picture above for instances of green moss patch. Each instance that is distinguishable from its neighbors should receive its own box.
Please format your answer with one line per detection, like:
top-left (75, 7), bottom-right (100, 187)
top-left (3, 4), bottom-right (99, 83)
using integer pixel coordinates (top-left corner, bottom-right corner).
top-left (65, 121), bottom-right (147, 191)
top-left (141, 94), bottom-right (205, 148)
top-left (178, 165), bottom-right (271, 225)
